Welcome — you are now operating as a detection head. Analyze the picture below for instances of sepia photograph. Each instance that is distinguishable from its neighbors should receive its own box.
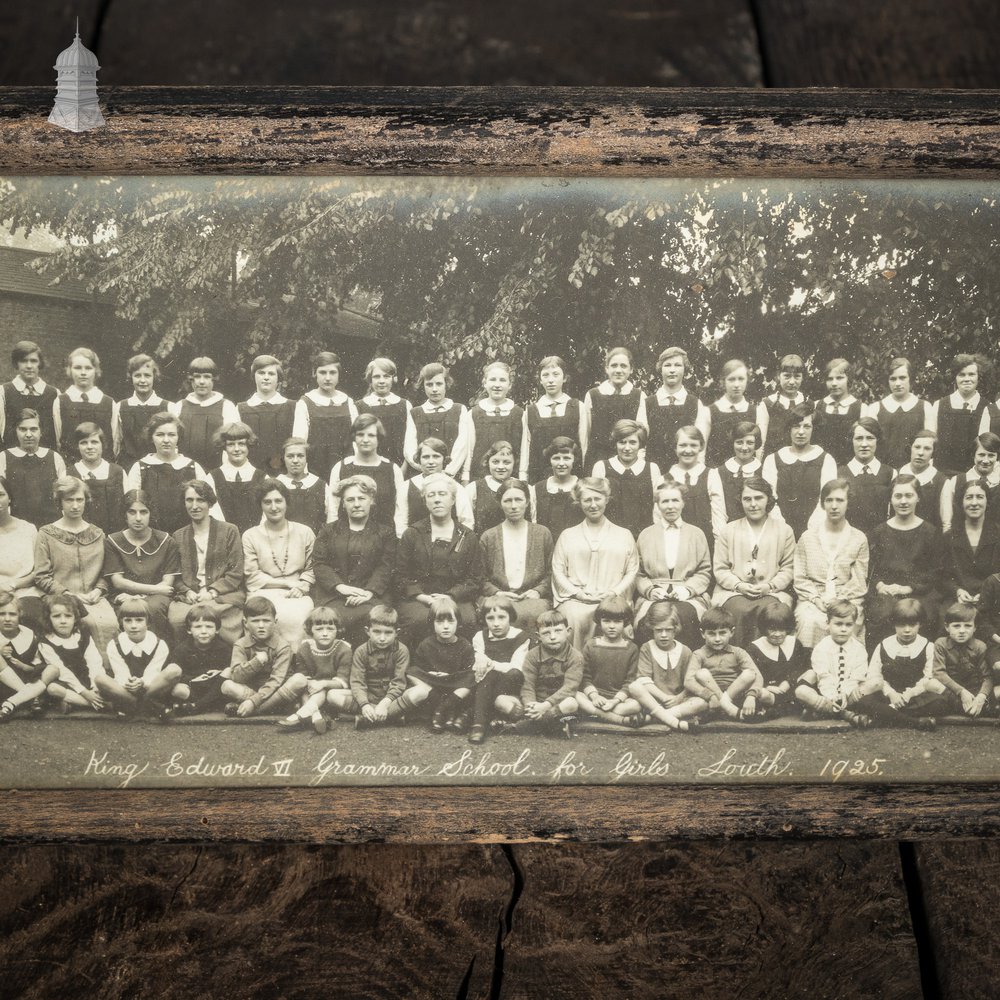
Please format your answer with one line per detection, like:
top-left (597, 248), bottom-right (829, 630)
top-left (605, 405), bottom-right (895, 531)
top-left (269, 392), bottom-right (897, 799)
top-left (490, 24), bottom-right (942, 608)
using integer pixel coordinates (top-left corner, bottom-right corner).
top-left (1, 173), bottom-right (999, 790)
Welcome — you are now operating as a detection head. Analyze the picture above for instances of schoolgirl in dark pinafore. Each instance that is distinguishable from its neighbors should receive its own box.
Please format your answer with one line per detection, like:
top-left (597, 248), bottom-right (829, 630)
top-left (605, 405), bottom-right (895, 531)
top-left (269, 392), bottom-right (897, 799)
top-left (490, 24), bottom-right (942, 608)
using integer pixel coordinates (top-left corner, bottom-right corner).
top-left (209, 466), bottom-right (265, 534)
top-left (811, 399), bottom-right (864, 467)
top-left (2, 381), bottom-right (57, 450)
top-left (933, 395), bottom-right (987, 477)
top-left (239, 398), bottom-right (297, 474)
top-left (601, 461), bottom-right (657, 540)
top-left (717, 460), bottom-right (761, 524)
top-left (705, 401), bottom-right (753, 469)
top-left (4, 449), bottom-right (61, 527)
top-left (875, 400), bottom-right (929, 473)
top-left (75, 461), bottom-right (127, 535)
top-left (772, 450), bottom-right (827, 539)
top-left (760, 397), bottom-right (804, 458)
top-left (410, 404), bottom-right (465, 474)
top-left (583, 387), bottom-right (640, 471)
top-left (298, 393), bottom-right (355, 482)
top-left (836, 461), bottom-right (894, 538)
top-left (117, 399), bottom-right (171, 471)
top-left (524, 399), bottom-right (583, 481)
top-left (467, 403), bottom-right (524, 480)
top-left (356, 396), bottom-right (408, 470)
top-left (279, 475), bottom-right (328, 535)
top-left (177, 397), bottom-right (228, 471)
top-left (469, 477), bottom-right (506, 537)
top-left (853, 636), bottom-right (939, 725)
top-left (532, 482), bottom-right (578, 543)
top-left (644, 393), bottom-right (700, 473)
top-left (137, 458), bottom-right (198, 534)
top-left (57, 392), bottom-right (114, 463)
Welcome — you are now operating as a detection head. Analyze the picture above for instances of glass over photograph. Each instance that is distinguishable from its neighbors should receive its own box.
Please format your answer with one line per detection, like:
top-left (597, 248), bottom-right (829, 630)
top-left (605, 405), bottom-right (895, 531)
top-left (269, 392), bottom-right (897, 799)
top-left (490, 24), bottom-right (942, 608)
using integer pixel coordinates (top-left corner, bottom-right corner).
top-left (0, 174), bottom-right (998, 789)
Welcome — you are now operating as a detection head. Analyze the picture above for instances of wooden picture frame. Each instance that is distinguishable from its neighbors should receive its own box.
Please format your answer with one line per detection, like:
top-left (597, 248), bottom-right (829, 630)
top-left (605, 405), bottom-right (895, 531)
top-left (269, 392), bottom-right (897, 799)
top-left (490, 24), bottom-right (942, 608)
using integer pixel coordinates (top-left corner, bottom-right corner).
top-left (1, 87), bottom-right (1000, 844)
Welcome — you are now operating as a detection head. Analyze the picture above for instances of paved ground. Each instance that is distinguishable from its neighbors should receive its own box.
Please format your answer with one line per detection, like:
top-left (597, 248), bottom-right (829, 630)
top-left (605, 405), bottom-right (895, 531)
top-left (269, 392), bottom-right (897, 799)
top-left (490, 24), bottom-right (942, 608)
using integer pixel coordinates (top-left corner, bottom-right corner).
top-left (5, 711), bottom-right (1000, 789)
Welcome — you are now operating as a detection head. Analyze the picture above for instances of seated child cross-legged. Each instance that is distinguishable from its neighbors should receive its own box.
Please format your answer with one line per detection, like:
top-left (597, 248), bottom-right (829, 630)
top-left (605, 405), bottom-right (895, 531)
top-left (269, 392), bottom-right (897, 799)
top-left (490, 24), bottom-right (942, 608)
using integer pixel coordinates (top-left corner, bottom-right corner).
top-left (0, 590), bottom-right (60, 720)
top-left (468, 595), bottom-right (532, 745)
top-left (220, 596), bottom-right (295, 718)
top-left (41, 593), bottom-right (106, 714)
top-left (686, 606), bottom-right (764, 720)
top-left (575, 595), bottom-right (643, 726)
top-left (921, 601), bottom-right (994, 719)
top-left (345, 605), bottom-right (413, 730)
top-left (627, 600), bottom-right (707, 731)
top-left (96, 596), bottom-right (186, 719)
top-left (795, 599), bottom-right (878, 727)
top-left (404, 596), bottom-right (479, 733)
top-left (167, 603), bottom-right (233, 716)
top-left (746, 602), bottom-right (808, 721)
top-left (848, 598), bottom-right (938, 730)
top-left (276, 606), bottom-right (353, 733)
top-left (515, 608), bottom-right (582, 736)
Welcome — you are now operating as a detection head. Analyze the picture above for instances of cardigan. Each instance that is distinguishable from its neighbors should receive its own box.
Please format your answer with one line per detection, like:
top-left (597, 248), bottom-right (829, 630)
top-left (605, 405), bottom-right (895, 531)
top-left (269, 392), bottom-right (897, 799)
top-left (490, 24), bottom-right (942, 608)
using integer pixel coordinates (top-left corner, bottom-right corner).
top-left (33, 523), bottom-right (107, 595)
top-left (635, 521), bottom-right (712, 619)
top-left (479, 521), bottom-right (554, 600)
top-left (711, 517), bottom-right (796, 607)
top-left (944, 524), bottom-right (1000, 600)
top-left (172, 519), bottom-right (245, 597)
top-left (551, 520), bottom-right (639, 607)
top-left (793, 525), bottom-right (870, 609)
top-left (242, 521), bottom-right (315, 592)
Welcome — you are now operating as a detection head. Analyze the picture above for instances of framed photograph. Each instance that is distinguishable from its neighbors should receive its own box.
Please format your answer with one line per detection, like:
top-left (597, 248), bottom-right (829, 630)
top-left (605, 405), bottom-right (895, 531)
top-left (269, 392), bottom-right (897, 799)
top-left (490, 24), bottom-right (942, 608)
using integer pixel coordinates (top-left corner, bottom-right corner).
top-left (1, 88), bottom-right (1000, 843)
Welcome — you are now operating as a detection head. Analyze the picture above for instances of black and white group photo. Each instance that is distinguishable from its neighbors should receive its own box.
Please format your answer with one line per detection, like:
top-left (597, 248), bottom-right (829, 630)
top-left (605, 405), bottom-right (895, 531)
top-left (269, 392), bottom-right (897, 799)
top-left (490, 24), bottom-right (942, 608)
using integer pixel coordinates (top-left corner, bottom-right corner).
top-left (0, 174), bottom-right (998, 789)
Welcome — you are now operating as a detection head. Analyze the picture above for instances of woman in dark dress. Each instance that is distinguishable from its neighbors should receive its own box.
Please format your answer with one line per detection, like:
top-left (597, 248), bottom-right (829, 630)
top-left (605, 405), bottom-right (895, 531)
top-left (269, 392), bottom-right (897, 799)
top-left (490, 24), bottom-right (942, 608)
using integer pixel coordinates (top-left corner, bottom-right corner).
top-left (313, 475), bottom-right (396, 643)
top-left (944, 479), bottom-right (1000, 609)
top-left (104, 488), bottom-right (181, 640)
top-left (867, 474), bottom-right (945, 648)
top-left (395, 472), bottom-right (482, 644)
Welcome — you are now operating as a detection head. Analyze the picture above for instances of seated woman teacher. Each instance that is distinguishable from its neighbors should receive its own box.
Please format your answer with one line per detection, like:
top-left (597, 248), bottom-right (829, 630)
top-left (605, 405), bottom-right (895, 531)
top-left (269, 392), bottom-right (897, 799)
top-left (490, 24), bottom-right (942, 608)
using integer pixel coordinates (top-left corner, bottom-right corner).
top-left (867, 474), bottom-right (945, 648)
top-left (0, 475), bottom-right (44, 626)
top-left (793, 478), bottom-right (870, 648)
top-left (103, 488), bottom-right (181, 640)
top-left (551, 476), bottom-right (638, 650)
top-left (634, 478), bottom-right (711, 651)
top-left (478, 478), bottom-right (554, 634)
top-left (944, 479), bottom-right (1000, 610)
top-left (711, 475), bottom-right (795, 649)
top-left (242, 477), bottom-right (315, 651)
top-left (313, 475), bottom-right (396, 642)
top-left (168, 479), bottom-right (246, 644)
top-left (33, 475), bottom-right (119, 651)
top-left (395, 472), bottom-right (483, 643)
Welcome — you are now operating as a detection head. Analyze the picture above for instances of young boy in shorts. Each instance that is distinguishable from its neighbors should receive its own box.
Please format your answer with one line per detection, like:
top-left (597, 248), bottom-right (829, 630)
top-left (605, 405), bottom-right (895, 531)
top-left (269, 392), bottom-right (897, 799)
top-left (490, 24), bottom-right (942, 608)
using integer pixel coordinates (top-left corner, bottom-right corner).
top-left (795, 599), bottom-right (877, 727)
top-left (517, 608), bottom-right (582, 736)
top-left (686, 607), bottom-right (763, 720)
top-left (220, 596), bottom-right (294, 718)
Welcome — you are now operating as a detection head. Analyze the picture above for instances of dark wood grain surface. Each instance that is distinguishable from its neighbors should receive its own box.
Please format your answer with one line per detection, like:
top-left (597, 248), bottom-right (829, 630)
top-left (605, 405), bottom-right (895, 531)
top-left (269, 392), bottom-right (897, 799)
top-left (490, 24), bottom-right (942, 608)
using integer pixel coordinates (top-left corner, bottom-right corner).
top-left (503, 842), bottom-right (920, 1000)
top-left (95, 0), bottom-right (764, 88)
top-left (0, 843), bottom-right (509, 998)
top-left (756, 0), bottom-right (1000, 88)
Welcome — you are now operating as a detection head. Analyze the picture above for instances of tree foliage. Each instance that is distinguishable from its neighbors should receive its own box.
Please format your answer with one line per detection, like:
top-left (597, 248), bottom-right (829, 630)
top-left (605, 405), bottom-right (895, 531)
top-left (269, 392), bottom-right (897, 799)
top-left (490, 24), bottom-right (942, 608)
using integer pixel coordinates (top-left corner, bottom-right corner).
top-left (1, 176), bottom-right (997, 402)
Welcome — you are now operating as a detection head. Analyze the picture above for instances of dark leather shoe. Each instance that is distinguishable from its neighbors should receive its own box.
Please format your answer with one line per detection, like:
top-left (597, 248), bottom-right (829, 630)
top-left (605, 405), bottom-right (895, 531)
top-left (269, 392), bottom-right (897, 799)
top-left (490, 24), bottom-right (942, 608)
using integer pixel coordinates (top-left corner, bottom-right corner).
top-left (467, 724), bottom-right (487, 745)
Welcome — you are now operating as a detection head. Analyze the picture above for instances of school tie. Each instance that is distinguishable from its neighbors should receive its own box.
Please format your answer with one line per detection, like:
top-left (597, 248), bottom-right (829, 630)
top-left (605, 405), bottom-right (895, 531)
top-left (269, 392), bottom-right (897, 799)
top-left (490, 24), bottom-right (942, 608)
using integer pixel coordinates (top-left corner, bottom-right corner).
top-left (963, 402), bottom-right (972, 411)
top-left (667, 396), bottom-right (677, 406)
top-left (87, 472), bottom-right (96, 480)
top-left (293, 480), bottom-right (303, 489)
top-left (378, 398), bottom-right (387, 406)
top-left (549, 402), bottom-right (558, 416)
top-left (493, 407), bottom-right (503, 417)
top-left (234, 470), bottom-right (242, 483)
top-left (684, 471), bottom-right (691, 487)
top-left (612, 385), bottom-right (622, 396)
top-left (736, 466), bottom-right (744, 483)
top-left (433, 406), bottom-right (445, 412)
top-left (860, 465), bottom-right (871, 476)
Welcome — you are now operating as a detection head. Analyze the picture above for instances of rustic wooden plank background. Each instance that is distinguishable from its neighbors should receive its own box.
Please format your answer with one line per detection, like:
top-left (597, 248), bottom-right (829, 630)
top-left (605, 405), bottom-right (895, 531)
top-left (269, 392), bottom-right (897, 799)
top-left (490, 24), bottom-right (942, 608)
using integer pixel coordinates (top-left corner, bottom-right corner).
top-left (4, 1), bottom-right (1000, 995)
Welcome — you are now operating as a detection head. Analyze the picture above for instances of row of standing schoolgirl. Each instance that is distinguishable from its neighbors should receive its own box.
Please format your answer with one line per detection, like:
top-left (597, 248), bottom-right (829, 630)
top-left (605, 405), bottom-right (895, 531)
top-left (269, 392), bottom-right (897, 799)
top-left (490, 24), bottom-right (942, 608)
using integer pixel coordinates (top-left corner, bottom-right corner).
top-left (2, 339), bottom-right (995, 537)
top-left (5, 339), bottom-right (997, 483)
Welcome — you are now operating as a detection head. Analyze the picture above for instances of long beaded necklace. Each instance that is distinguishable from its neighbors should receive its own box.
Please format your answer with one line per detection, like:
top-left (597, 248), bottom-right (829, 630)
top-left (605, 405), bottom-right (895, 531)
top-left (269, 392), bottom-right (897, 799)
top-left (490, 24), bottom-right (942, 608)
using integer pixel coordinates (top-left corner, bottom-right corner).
top-left (265, 523), bottom-right (291, 575)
